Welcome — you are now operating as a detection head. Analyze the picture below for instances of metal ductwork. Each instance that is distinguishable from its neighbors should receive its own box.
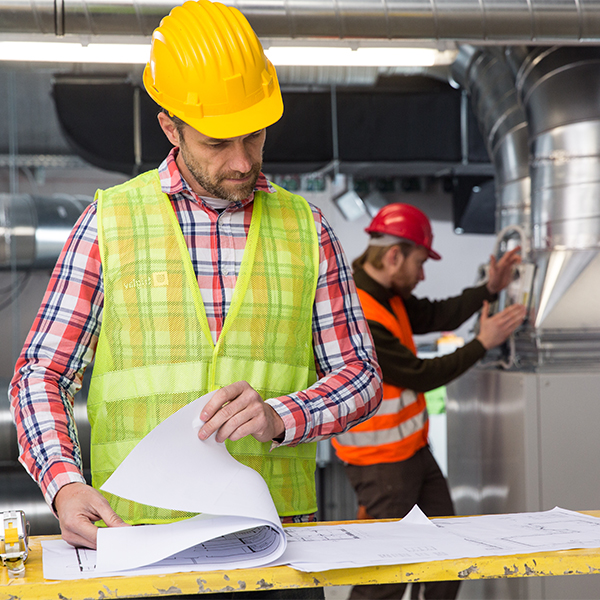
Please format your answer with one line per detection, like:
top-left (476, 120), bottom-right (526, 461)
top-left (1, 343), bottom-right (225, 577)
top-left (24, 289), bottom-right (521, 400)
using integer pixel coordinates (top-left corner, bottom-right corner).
top-left (505, 46), bottom-right (600, 365)
top-left (447, 47), bottom-right (600, 600)
top-left (452, 44), bottom-right (600, 366)
top-left (0, 193), bottom-right (90, 270)
top-left (2, 0), bottom-right (600, 43)
top-left (451, 45), bottom-right (531, 243)
top-left (513, 46), bottom-right (600, 253)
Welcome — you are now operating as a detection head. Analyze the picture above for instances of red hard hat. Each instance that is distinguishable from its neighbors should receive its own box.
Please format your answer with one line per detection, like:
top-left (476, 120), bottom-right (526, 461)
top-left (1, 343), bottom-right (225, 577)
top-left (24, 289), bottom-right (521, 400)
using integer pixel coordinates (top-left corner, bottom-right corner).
top-left (365, 203), bottom-right (441, 260)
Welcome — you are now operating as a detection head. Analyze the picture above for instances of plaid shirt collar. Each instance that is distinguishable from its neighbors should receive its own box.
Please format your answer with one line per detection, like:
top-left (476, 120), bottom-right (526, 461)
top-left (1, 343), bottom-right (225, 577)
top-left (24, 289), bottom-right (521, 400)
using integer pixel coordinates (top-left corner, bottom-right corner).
top-left (158, 147), bottom-right (274, 210)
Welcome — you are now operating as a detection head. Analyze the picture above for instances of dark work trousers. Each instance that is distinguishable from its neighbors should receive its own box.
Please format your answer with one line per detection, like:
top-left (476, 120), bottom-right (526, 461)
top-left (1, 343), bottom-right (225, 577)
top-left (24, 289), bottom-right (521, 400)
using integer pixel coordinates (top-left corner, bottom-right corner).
top-left (344, 445), bottom-right (460, 600)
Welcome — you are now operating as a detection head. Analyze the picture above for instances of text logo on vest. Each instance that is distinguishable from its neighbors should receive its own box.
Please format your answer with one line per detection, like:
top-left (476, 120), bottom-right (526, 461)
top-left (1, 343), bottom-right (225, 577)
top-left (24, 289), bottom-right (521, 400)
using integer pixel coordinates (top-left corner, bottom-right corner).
top-left (123, 272), bottom-right (169, 290)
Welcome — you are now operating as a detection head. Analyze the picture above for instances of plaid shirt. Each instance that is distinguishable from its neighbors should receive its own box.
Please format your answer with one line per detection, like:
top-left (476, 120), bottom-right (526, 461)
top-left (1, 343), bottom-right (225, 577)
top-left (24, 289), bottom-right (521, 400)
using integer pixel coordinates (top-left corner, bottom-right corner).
top-left (10, 149), bottom-right (382, 514)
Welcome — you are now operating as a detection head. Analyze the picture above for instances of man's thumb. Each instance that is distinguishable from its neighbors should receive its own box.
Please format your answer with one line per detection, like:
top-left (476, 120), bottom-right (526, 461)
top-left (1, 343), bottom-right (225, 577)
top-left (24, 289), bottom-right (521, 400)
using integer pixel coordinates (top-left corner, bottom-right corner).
top-left (481, 300), bottom-right (489, 320)
top-left (103, 510), bottom-right (129, 528)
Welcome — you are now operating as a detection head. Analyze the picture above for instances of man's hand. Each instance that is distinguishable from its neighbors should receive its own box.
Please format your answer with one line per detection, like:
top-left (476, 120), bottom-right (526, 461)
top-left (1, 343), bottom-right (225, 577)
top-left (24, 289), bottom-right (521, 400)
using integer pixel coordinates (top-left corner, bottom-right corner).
top-left (198, 381), bottom-right (285, 444)
top-left (487, 247), bottom-right (522, 295)
top-left (477, 301), bottom-right (527, 350)
top-left (54, 482), bottom-right (128, 549)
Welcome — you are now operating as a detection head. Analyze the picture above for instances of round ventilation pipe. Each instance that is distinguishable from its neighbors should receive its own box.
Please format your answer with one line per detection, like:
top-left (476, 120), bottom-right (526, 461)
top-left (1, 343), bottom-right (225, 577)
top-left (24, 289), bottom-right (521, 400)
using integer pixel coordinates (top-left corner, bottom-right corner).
top-left (452, 45), bottom-right (531, 246)
top-left (510, 46), bottom-right (600, 252)
top-left (0, 194), bottom-right (90, 270)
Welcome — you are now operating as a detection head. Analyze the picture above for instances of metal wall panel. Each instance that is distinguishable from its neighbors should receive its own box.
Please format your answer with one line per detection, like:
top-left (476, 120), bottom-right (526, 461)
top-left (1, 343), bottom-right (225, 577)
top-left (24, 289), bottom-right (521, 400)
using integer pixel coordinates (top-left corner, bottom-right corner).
top-left (447, 368), bottom-right (600, 599)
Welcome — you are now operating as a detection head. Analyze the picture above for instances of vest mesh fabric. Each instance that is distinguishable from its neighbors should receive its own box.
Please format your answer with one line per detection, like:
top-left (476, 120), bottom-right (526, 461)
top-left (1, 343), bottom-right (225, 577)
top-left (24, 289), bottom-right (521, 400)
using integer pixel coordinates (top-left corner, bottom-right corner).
top-left (89, 170), bottom-right (319, 522)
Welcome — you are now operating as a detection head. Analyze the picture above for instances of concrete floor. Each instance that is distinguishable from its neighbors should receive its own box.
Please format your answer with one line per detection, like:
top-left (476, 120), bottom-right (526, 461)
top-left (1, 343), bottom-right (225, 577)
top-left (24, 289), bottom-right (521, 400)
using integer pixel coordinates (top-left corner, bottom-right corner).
top-left (324, 584), bottom-right (412, 599)
top-left (324, 586), bottom-right (351, 600)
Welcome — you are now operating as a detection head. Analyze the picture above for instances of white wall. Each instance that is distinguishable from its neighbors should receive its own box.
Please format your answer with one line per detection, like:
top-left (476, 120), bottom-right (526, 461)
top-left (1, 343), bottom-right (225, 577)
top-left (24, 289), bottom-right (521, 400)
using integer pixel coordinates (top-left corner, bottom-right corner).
top-left (303, 180), bottom-right (497, 344)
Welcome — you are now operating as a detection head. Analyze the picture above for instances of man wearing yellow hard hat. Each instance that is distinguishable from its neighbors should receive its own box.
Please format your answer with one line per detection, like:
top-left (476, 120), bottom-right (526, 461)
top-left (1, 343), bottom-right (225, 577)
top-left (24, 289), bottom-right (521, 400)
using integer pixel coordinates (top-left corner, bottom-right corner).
top-left (10, 2), bottom-right (383, 597)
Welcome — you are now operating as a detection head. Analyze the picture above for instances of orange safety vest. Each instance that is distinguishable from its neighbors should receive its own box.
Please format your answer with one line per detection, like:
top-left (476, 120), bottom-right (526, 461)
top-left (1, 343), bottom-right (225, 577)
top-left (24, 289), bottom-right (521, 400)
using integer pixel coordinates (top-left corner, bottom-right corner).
top-left (332, 288), bottom-right (428, 465)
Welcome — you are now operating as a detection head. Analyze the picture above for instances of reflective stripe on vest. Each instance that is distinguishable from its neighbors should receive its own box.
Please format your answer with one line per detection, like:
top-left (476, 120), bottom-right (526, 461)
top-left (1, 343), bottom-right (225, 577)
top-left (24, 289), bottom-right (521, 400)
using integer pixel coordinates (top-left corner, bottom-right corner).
top-left (332, 288), bottom-right (428, 465)
top-left (88, 170), bottom-right (319, 522)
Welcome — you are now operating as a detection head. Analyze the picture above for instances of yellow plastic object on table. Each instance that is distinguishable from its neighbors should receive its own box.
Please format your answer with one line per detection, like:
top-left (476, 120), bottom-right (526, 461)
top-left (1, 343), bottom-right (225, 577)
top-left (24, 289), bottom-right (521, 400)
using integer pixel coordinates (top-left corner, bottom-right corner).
top-left (0, 511), bottom-right (28, 579)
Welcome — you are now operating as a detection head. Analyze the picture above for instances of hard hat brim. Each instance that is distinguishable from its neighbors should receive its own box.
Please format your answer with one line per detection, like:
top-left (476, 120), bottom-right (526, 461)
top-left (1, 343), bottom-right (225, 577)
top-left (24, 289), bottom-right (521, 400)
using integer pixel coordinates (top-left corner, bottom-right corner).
top-left (189, 89), bottom-right (284, 139)
top-left (144, 63), bottom-right (284, 140)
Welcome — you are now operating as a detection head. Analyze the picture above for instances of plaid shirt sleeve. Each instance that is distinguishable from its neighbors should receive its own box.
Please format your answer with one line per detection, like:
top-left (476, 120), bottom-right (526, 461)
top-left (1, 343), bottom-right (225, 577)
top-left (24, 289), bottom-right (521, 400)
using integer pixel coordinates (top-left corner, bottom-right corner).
top-left (9, 203), bottom-right (102, 508)
top-left (266, 208), bottom-right (383, 446)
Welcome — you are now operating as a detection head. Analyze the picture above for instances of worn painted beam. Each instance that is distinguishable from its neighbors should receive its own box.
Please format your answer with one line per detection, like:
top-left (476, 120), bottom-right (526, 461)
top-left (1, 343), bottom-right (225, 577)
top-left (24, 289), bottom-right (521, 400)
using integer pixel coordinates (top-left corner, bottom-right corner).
top-left (3, 512), bottom-right (600, 599)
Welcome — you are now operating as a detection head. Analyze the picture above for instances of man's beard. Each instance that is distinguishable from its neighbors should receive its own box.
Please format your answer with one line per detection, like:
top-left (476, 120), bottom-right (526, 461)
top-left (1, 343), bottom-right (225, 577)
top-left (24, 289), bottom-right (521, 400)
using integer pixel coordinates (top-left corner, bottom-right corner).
top-left (391, 282), bottom-right (414, 300)
top-left (179, 142), bottom-right (261, 203)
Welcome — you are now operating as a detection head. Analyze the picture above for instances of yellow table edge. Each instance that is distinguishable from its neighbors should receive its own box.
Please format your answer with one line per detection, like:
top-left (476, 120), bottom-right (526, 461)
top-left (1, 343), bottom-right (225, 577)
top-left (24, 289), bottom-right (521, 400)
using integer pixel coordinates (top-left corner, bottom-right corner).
top-left (3, 511), bottom-right (600, 599)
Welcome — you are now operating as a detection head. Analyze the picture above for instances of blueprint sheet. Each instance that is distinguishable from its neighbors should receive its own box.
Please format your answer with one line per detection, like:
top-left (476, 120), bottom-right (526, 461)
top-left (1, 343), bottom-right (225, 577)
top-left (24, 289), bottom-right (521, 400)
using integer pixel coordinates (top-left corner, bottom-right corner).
top-left (277, 505), bottom-right (600, 572)
top-left (43, 505), bottom-right (600, 578)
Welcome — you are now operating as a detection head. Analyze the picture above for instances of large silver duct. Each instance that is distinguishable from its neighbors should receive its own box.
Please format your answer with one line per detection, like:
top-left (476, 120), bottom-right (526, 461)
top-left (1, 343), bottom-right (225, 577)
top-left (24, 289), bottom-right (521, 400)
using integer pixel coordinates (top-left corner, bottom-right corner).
top-left (0, 193), bottom-right (90, 269)
top-left (447, 48), bottom-right (600, 599)
top-left (451, 45), bottom-right (531, 242)
top-left (506, 46), bottom-right (600, 365)
top-left (2, 0), bottom-right (600, 42)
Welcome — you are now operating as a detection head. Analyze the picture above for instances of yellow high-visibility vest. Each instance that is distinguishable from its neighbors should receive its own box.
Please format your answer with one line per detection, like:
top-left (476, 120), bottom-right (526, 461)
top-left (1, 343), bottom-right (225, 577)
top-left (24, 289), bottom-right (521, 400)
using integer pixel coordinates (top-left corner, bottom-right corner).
top-left (88, 170), bottom-right (319, 523)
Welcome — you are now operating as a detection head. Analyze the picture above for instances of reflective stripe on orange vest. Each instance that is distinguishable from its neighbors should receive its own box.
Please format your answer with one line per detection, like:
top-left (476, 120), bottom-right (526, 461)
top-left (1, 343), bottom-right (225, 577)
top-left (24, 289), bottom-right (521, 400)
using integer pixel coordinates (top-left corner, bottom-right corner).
top-left (332, 287), bottom-right (428, 465)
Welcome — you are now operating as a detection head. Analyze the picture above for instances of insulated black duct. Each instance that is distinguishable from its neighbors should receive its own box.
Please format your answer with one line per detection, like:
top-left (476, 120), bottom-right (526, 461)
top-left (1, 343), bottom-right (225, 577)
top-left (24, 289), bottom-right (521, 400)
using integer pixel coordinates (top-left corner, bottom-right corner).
top-left (51, 77), bottom-right (488, 176)
top-left (51, 76), bottom-right (171, 175)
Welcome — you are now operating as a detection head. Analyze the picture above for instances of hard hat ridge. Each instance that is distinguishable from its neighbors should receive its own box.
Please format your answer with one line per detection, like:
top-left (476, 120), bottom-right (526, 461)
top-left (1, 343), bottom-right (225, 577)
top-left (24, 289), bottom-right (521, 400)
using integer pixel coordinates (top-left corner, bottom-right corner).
top-left (143, 0), bottom-right (283, 139)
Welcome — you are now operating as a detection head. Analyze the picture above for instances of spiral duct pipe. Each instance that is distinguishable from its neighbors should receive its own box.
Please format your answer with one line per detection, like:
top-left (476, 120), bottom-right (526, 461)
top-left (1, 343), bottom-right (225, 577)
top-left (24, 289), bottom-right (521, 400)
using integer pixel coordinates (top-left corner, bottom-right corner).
top-left (506, 46), bottom-right (600, 357)
top-left (0, 193), bottom-right (90, 270)
top-left (451, 45), bottom-right (531, 246)
top-left (511, 46), bottom-right (600, 253)
top-left (2, 0), bottom-right (600, 42)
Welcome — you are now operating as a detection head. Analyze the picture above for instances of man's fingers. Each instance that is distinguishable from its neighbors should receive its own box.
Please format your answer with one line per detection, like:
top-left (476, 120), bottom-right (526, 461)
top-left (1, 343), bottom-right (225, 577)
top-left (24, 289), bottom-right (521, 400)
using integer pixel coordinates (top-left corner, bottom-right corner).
top-left (54, 482), bottom-right (127, 550)
top-left (197, 381), bottom-right (281, 443)
top-left (102, 509), bottom-right (129, 528)
top-left (201, 403), bottom-right (246, 442)
top-left (60, 506), bottom-right (105, 549)
top-left (478, 302), bottom-right (526, 349)
top-left (500, 246), bottom-right (522, 263)
top-left (481, 300), bottom-right (489, 319)
top-left (506, 304), bottom-right (527, 328)
top-left (60, 518), bottom-right (100, 549)
top-left (200, 382), bottom-right (246, 421)
top-left (495, 304), bottom-right (527, 333)
top-left (199, 382), bottom-right (251, 440)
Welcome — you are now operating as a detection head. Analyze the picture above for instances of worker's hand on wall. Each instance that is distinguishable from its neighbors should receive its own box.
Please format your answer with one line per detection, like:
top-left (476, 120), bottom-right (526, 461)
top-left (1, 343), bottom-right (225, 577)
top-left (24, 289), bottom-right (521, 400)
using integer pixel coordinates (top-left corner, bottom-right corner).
top-left (477, 301), bottom-right (527, 350)
top-left (53, 482), bottom-right (128, 549)
top-left (198, 381), bottom-right (285, 444)
top-left (486, 246), bottom-right (522, 295)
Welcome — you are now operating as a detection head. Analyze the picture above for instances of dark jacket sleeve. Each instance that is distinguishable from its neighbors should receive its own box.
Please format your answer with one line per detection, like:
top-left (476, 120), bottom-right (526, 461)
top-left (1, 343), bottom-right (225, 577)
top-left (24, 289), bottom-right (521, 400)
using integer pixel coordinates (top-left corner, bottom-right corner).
top-left (368, 321), bottom-right (487, 393)
top-left (369, 283), bottom-right (495, 393)
top-left (404, 284), bottom-right (496, 335)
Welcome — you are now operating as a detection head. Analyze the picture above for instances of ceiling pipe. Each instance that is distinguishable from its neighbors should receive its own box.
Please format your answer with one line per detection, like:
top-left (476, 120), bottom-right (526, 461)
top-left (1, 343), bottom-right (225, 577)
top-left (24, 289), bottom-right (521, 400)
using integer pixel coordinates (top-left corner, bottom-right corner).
top-left (2, 0), bottom-right (600, 42)
top-left (0, 193), bottom-right (90, 269)
top-left (451, 45), bottom-right (531, 248)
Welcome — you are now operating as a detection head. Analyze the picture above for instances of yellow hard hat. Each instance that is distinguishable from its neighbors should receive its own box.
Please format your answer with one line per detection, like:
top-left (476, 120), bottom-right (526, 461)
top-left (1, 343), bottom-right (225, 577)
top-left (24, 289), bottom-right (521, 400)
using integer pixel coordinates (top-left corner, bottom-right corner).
top-left (143, 0), bottom-right (283, 139)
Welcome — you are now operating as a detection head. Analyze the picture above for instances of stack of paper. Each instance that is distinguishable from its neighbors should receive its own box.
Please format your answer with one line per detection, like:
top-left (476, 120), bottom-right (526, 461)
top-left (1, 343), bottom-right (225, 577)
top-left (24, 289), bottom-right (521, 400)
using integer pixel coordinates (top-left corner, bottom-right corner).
top-left (42, 392), bottom-right (287, 580)
top-left (276, 505), bottom-right (600, 572)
